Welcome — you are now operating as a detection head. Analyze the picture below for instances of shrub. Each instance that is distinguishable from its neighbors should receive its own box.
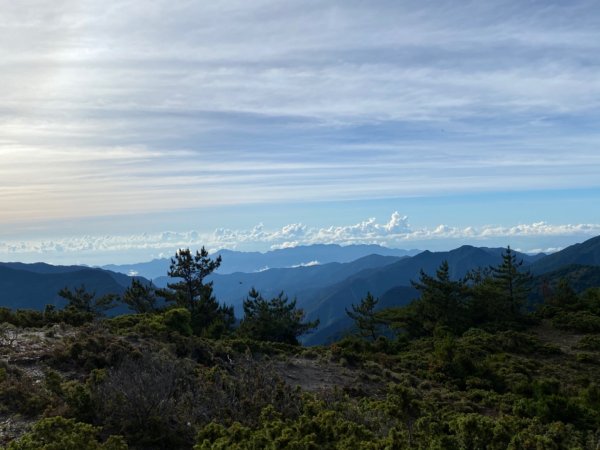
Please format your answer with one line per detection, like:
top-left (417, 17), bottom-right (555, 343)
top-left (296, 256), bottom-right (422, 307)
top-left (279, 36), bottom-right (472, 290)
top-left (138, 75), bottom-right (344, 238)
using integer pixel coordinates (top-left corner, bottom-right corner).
top-left (92, 350), bottom-right (194, 449)
top-left (575, 335), bottom-right (600, 351)
top-left (0, 365), bottom-right (51, 417)
top-left (163, 308), bottom-right (193, 336)
top-left (5, 416), bottom-right (127, 450)
top-left (552, 311), bottom-right (600, 333)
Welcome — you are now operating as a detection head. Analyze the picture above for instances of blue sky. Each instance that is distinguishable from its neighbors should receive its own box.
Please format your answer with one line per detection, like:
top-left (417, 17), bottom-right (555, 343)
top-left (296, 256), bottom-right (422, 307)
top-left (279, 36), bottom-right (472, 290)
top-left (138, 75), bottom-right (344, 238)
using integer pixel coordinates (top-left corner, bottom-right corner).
top-left (1, 0), bottom-right (600, 264)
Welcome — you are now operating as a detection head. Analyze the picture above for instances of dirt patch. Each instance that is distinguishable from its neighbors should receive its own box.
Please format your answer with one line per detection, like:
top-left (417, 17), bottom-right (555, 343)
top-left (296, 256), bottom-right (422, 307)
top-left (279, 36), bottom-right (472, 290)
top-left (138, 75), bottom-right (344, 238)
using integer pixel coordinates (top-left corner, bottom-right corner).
top-left (531, 322), bottom-right (585, 355)
top-left (274, 356), bottom-right (360, 393)
top-left (1, 325), bottom-right (77, 381)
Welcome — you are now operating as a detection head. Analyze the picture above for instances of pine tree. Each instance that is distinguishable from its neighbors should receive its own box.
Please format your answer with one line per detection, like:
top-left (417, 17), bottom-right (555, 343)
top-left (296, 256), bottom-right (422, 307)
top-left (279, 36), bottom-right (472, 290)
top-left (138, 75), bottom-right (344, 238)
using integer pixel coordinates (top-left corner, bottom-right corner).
top-left (410, 261), bottom-right (467, 334)
top-left (488, 246), bottom-right (532, 319)
top-left (165, 247), bottom-right (221, 309)
top-left (161, 247), bottom-right (232, 336)
top-left (346, 292), bottom-right (380, 340)
top-left (238, 288), bottom-right (319, 345)
top-left (548, 278), bottom-right (578, 308)
top-left (58, 285), bottom-right (118, 317)
top-left (122, 279), bottom-right (158, 314)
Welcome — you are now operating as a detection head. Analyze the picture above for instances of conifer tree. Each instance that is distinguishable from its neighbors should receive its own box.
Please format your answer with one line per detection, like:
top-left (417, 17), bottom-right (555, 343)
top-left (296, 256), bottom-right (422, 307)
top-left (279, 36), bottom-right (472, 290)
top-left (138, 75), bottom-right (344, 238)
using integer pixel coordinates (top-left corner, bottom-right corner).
top-left (58, 285), bottom-right (118, 317)
top-left (346, 292), bottom-right (380, 340)
top-left (410, 261), bottom-right (467, 333)
top-left (122, 279), bottom-right (158, 314)
top-left (162, 247), bottom-right (233, 336)
top-left (488, 246), bottom-right (532, 319)
top-left (239, 288), bottom-right (318, 345)
top-left (165, 247), bottom-right (221, 309)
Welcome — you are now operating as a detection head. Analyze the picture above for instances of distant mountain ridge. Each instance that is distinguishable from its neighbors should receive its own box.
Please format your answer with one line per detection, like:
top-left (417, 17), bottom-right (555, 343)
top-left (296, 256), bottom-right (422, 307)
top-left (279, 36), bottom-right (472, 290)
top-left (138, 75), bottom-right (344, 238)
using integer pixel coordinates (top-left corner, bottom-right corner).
top-left (205, 254), bottom-right (402, 314)
top-left (0, 263), bottom-right (140, 311)
top-left (529, 235), bottom-right (600, 274)
top-left (102, 244), bottom-right (421, 278)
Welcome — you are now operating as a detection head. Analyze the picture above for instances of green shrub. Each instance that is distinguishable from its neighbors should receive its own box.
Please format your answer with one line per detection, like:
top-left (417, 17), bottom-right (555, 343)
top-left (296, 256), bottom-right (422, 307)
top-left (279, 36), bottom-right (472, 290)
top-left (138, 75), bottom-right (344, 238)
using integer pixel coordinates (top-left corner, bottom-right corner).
top-left (575, 335), bottom-right (600, 351)
top-left (5, 416), bottom-right (127, 450)
top-left (449, 414), bottom-right (500, 449)
top-left (0, 366), bottom-right (51, 416)
top-left (163, 308), bottom-right (193, 336)
top-left (194, 403), bottom-right (385, 450)
top-left (552, 311), bottom-right (600, 333)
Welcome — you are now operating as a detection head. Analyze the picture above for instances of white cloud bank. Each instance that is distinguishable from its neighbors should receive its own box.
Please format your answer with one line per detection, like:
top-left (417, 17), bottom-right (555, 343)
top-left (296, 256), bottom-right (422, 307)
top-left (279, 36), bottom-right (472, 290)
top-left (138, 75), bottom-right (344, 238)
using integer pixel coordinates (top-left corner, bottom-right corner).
top-left (1, 213), bottom-right (599, 263)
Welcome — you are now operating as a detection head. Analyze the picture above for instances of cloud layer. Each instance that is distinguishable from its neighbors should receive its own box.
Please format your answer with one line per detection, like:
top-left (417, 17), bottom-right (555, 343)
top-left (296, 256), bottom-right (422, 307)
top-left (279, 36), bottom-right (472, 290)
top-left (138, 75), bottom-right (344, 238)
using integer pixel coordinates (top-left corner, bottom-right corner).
top-left (2, 1), bottom-right (600, 223)
top-left (2, 213), bottom-right (599, 263)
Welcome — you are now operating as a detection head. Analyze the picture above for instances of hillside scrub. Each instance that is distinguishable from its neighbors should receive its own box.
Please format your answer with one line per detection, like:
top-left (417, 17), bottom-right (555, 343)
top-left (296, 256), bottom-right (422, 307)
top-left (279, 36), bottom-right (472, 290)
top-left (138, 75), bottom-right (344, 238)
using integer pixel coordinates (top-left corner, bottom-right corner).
top-left (1, 248), bottom-right (600, 448)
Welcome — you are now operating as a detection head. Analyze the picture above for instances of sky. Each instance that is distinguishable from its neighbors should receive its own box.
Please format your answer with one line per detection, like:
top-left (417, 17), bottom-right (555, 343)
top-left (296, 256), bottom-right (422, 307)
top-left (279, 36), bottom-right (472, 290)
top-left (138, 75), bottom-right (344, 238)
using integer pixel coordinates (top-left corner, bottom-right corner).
top-left (1, 0), bottom-right (600, 265)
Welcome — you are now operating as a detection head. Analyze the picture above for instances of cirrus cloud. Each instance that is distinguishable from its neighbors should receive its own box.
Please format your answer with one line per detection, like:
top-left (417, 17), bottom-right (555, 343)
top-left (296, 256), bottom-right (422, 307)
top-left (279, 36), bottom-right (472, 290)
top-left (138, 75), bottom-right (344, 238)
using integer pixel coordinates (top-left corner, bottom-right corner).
top-left (2, 0), bottom-right (600, 225)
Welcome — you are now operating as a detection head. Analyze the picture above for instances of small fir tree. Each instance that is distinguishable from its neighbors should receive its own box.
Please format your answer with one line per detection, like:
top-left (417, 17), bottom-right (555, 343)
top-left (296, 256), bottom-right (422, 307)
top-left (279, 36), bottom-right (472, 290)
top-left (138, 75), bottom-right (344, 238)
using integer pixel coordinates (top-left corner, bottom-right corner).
top-left (488, 246), bottom-right (532, 319)
top-left (122, 279), bottom-right (158, 314)
top-left (346, 292), bottom-right (380, 340)
top-left (410, 260), bottom-right (468, 334)
top-left (238, 288), bottom-right (319, 345)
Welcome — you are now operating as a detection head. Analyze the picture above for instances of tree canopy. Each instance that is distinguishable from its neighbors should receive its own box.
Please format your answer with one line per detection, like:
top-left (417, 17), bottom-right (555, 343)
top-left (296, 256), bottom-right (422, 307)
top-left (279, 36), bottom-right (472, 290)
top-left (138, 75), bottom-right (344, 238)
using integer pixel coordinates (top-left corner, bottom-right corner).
top-left (346, 292), bottom-right (381, 340)
top-left (379, 248), bottom-right (534, 337)
top-left (58, 285), bottom-right (117, 317)
top-left (161, 248), bottom-right (233, 337)
top-left (238, 288), bottom-right (319, 345)
top-left (122, 279), bottom-right (158, 314)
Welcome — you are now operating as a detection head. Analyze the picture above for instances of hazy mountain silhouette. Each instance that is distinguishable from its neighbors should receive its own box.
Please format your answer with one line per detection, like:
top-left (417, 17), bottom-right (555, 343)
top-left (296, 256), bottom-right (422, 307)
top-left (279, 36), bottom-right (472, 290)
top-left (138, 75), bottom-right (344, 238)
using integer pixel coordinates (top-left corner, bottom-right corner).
top-left (529, 235), bottom-right (600, 274)
top-left (150, 254), bottom-right (404, 313)
top-left (0, 264), bottom-right (137, 311)
top-left (103, 244), bottom-right (421, 278)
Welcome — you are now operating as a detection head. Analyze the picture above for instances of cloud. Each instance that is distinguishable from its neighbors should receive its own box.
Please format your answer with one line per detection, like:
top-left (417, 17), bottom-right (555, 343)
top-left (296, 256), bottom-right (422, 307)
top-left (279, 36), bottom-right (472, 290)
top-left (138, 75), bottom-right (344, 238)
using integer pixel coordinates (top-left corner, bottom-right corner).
top-left (1, 1), bottom-right (600, 223)
top-left (290, 261), bottom-right (320, 268)
top-left (2, 212), bottom-right (599, 263)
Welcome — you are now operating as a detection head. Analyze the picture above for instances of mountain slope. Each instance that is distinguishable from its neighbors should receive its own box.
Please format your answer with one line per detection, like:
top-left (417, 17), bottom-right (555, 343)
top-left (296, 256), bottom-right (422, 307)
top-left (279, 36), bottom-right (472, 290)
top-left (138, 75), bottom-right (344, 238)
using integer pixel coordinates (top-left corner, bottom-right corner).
top-left (529, 264), bottom-right (600, 305)
top-left (530, 235), bottom-right (600, 274)
top-left (0, 262), bottom-right (136, 289)
top-left (0, 264), bottom-right (137, 311)
top-left (302, 285), bottom-right (419, 345)
top-left (302, 246), bottom-right (537, 345)
top-left (0, 262), bottom-right (91, 274)
top-left (303, 239), bottom-right (600, 345)
top-left (305, 245), bottom-right (528, 316)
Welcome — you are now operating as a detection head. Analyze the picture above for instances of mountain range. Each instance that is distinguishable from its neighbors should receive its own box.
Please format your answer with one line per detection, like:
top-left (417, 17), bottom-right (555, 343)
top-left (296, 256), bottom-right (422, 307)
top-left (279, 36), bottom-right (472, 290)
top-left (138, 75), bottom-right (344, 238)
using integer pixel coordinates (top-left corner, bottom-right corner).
top-left (102, 244), bottom-right (421, 278)
top-left (1, 236), bottom-right (600, 344)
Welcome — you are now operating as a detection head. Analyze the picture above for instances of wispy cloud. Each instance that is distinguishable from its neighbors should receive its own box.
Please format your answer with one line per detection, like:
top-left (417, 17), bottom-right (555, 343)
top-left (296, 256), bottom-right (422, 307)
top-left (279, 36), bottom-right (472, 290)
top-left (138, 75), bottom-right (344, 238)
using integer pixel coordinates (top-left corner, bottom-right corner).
top-left (2, 1), bottom-right (600, 223)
